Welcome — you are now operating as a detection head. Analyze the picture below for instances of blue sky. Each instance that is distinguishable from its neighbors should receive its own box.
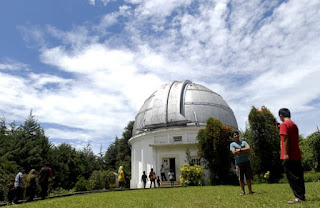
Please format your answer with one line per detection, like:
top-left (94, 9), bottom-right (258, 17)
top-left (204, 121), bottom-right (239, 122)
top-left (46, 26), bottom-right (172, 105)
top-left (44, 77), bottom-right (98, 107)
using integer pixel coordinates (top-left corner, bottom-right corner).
top-left (1, 0), bottom-right (319, 154)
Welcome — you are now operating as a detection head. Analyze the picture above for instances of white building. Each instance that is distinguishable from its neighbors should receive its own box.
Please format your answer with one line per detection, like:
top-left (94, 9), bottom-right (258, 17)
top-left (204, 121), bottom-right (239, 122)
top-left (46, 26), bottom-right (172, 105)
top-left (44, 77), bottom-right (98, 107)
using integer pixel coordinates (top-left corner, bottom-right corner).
top-left (129, 80), bottom-right (238, 188)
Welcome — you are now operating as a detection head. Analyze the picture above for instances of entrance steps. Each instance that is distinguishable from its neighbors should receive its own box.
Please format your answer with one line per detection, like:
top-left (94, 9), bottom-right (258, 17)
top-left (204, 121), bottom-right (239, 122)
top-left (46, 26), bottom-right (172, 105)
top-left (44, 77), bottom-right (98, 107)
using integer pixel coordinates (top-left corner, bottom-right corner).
top-left (159, 181), bottom-right (182, 188)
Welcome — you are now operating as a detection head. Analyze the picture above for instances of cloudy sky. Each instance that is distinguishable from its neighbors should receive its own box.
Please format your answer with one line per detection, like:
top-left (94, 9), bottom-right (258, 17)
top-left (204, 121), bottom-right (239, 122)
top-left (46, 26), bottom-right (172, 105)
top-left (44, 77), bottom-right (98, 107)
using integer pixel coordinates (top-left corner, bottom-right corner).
top-left (0, 0), bottom-right (319, 153)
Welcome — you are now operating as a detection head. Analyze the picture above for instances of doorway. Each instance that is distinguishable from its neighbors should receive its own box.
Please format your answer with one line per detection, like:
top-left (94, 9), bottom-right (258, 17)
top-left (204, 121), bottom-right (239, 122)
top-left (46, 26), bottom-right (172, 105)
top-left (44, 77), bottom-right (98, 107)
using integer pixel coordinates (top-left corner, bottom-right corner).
top-left (162, 158), bottom-right (176, 181)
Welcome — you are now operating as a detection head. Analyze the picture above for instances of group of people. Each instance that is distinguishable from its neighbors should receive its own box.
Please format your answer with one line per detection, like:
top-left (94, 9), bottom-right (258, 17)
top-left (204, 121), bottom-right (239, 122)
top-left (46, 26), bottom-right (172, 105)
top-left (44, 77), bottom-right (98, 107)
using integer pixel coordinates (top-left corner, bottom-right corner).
top-left (7, 162), bottom-right (53, 205)
top-left (141, 166), bottom-right (176, 188)
top-left (230, 108), bottom-right (305, 204)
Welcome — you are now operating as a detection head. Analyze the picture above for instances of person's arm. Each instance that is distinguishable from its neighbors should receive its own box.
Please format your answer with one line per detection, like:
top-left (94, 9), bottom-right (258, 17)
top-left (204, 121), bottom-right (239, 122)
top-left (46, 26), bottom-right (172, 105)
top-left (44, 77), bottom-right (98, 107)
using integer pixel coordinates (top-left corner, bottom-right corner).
top-left (282, 134), bottom-right (289, 161)
top-left (239, 143), bottom-right (251, 154)
top-left (231, 143), bottom-right (241, 155)
top-left (19, 174), bottom-right (23, 185)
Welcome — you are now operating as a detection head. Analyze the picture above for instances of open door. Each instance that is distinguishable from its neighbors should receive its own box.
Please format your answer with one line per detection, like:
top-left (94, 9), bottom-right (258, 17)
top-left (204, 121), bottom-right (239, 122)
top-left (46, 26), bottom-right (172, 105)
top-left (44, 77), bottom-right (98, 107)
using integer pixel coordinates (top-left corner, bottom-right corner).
top-left (162, 158), bottom-right (176, 181)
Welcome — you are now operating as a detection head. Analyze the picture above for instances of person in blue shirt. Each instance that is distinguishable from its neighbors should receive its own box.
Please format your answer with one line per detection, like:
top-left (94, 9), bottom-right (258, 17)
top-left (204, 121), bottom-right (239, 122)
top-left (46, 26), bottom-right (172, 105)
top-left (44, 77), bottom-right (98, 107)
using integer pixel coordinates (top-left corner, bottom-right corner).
top-left (230, 131), bottom-right (254, 195)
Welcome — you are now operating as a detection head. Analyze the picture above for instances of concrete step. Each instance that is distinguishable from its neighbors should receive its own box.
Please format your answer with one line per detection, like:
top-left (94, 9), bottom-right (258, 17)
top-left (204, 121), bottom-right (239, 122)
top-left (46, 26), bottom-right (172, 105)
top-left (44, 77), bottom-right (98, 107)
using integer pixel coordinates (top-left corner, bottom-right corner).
top-left (159, 181), bottom-right (181, 188)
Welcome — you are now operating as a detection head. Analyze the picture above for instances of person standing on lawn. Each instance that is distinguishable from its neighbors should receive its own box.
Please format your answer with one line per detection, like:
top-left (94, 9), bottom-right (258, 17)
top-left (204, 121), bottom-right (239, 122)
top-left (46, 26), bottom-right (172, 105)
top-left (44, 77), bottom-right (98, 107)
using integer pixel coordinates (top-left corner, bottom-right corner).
top-left (278, 108), bottom-right (305, 204)
top-left (141, 171), bottom-right (148, 188)
top-left (39, 162), bottom-right (53, 200)
top-left (230, 131), bottom-right (254, 195)
top-left (149, 168), bottom-right (156, 188)
top-left (118, 166), bottom-right (125, 189)
top-left (13, 167), bottom-right (25, 204)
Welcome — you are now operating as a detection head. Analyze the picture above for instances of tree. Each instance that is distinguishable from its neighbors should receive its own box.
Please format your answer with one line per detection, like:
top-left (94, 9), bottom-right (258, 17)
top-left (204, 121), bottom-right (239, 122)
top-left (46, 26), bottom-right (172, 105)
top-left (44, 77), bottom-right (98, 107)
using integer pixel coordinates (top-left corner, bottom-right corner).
top-left (0, 111), bottom-right (51, 173)
top-left (244, 106), bottom-right (282, 182)
top-left (197, 118), bottom-right (233, 185)
top-left (104, 121), bottom-right (134, 188)
top-left (301, 131), bottom-right (320, 171)
top-left (48, 143), bottom-right (83, 189)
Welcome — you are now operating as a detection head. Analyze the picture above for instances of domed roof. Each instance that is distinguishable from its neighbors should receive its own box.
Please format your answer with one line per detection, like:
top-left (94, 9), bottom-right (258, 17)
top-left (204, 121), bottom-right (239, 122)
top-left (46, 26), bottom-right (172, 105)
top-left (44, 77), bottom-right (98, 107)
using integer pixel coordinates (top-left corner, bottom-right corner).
top-left (132, 80), bottom-right (238, 135)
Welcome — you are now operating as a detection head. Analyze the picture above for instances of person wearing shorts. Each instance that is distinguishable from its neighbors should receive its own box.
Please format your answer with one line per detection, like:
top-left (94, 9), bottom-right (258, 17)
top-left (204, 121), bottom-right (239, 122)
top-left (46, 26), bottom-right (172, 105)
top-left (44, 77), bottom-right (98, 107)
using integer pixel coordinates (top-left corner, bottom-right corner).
top-left (230, 131), bottom-right (254, 195)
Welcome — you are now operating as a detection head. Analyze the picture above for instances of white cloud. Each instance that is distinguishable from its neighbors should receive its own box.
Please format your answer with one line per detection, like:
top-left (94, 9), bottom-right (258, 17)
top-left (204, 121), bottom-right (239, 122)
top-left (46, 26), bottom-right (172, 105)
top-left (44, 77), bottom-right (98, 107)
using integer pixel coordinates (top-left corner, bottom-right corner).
top-left (88, 0), bottom-right (95, 6)
top-left (0, 59), bottom-right (29, 71)
top-left (2, 0), bottom-right (320, 153)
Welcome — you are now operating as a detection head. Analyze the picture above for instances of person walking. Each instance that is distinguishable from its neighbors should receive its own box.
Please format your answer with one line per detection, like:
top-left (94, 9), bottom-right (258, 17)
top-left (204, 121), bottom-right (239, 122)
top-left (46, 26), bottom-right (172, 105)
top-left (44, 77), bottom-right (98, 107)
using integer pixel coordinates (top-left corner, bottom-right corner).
top-left (118, 166), bottom-right (125, 189)
top-left (278, 108), bottom-right (305, 204)
top-left (160, 165), bottom-right (167, 181)
top-left (26, 169), bottom-right (38, 202)
top-left (149, 168), bottom-right (156, 188)
top-left (230, 131), bottom-right (254, 195)
top-left (13, 167), bottom-right (25, 204)
top-left (141, 171), bottom-right (148, 188)
top-left (168, 169), bottom-right (175, 187)
top-left (39, 162), bottom-right (53, 200)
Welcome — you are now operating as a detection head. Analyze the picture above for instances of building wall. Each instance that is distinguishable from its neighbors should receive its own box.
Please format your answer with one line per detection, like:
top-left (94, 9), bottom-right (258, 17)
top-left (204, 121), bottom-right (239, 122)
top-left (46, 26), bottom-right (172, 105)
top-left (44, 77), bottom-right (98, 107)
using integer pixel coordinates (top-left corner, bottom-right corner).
top-left (129, 126), bottom-right (202, 189)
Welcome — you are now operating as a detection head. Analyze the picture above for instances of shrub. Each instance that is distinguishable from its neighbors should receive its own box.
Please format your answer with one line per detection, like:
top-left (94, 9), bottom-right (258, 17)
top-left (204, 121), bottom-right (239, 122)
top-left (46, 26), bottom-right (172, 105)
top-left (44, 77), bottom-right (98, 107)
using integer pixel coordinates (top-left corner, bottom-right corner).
top-left (75, 176), bottom-right (87, 192)
top-left (304, 171), bottom-right (320, 182)
top-left (180, 165), bottom-right (204, 186)
top-left (86, 170), bottom-right (114, 191)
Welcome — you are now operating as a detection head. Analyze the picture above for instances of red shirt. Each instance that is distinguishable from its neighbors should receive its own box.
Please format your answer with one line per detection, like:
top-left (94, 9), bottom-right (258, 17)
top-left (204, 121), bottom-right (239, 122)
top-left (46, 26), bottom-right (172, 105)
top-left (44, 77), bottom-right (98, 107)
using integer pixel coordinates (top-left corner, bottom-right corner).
top-left (279, 120), bottom-right (301, 160)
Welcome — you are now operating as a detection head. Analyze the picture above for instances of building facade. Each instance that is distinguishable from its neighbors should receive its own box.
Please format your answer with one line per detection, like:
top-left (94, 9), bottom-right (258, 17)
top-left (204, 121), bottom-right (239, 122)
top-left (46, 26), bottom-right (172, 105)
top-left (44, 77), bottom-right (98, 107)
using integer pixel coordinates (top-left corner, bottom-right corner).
top-left (129, 80), bottom-right (238, 188)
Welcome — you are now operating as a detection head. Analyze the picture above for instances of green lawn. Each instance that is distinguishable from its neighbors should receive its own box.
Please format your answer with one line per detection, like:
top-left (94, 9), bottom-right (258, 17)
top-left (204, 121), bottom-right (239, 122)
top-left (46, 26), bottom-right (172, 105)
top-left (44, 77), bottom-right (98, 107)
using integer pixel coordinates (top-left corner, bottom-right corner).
top-left (13, 182), bottom-right (320, 208)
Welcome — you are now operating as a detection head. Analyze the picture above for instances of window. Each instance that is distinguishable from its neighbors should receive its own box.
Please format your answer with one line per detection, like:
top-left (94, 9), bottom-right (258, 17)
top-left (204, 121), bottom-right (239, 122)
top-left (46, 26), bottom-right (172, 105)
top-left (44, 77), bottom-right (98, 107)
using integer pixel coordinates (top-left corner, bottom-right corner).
top-left (173, 136), bottom-right (182, 142)
top-left (191, 157), bottom-right (201, 166)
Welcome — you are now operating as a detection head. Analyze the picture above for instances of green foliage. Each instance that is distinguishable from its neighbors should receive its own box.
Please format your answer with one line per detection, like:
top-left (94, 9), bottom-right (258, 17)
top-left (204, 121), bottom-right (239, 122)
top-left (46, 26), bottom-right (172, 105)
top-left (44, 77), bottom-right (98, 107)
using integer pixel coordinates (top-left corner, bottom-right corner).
top-left (49, 187), bottom-right (75, 196)
top-left (0, 173), bottom-right (15, 202)
top-left (75, 177), bottom-right (87, 192)
top-left (197, 118), bottom-right (233, 185)
top-left (0, 113), bottom-right (133, 194)
top-left (304, 171), bottom-right (320, 182)
top-left (180, 165), bottom-right (204, 186)
top-left (86, 170), bottom-right (114, 191)
top-left (244, 106), bottom-right (282, 183)
top-left (104, 121), bottom-right (133, 188)
top-left (301, 132), bottom-right (320, 171)
top-left (184, 147), bottom-right (194, 166)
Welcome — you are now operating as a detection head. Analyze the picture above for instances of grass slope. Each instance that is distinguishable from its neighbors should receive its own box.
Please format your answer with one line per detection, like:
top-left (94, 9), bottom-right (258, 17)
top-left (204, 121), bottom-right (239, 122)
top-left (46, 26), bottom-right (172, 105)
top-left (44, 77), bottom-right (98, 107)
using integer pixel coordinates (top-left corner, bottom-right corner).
top-left (13, 183), bottom-right (320, 208)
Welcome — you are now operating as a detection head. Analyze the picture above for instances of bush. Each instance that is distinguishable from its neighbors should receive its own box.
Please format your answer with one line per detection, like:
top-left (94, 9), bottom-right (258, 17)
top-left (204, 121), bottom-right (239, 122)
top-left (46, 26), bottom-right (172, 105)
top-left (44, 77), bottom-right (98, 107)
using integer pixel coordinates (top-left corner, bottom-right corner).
top-left (75, 177), bottom-right (87, 192)
top-left (180, 165), bottom-right (204, 186)
top-left (304, 172), bottom-right (320, 182)
top-left (86, 170), bottom-right (114, 191)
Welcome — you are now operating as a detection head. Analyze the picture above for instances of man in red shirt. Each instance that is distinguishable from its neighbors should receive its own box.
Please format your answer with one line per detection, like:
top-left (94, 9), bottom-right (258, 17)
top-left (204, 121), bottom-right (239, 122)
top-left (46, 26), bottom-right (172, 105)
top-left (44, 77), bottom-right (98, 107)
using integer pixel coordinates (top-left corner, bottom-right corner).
top-left (39, 162), bottom-right (53, 200)
top-left (278, 108), bottom-right (305, 203)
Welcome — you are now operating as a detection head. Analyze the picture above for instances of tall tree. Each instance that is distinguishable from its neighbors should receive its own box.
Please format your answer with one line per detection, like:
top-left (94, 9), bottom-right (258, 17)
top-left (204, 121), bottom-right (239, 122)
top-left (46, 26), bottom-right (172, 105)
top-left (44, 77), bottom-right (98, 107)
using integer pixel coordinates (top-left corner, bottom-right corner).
top-left (104, 121), bottom-right (134, 187)
top-left (48, 143), bottom-right (83, 189)
top-left (301, 131), bottom-right (320, 171)
top-left (197, 118), bottom-right (233, 185)
top-left (244, 106), bottom-right (282, 182)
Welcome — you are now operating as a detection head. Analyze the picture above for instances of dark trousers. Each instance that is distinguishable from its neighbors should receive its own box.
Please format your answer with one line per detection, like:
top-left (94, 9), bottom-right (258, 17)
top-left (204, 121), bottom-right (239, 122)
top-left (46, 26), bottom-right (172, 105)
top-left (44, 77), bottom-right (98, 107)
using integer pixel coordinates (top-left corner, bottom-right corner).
top-left (26, 186), bottom-right (36, 202)
top-left (283, 160), bottom-right (305, 200)
top-left (161, 173), bottom-right (167, 181)
top-left (13, 186), bottom-right (23, 203)
top-left (8, 190), bottom-right (15, 203)
top-left (150, 180), bottom-right (155, 188)
top-left (40, 182), bottom-right (48, 199)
